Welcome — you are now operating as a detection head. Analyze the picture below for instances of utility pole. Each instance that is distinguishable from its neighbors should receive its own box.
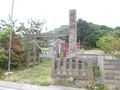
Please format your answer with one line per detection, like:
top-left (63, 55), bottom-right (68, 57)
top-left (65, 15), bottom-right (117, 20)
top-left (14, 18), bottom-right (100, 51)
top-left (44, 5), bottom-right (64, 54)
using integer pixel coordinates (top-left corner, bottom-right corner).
top-left (53, 19), bottom-right (55, 41)
top-left (8, 0), bottom-right (14, 72)
top-left (54, 19), bottom-right (55, 32)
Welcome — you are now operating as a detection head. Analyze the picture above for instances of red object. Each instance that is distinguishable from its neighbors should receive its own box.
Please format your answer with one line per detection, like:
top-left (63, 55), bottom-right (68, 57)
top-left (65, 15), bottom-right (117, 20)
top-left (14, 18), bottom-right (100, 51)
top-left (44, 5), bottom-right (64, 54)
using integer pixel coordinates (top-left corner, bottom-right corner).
top-left (61, 42), bottom-right (81, 57)
top-left (61, 43), bottom-right (68, 57)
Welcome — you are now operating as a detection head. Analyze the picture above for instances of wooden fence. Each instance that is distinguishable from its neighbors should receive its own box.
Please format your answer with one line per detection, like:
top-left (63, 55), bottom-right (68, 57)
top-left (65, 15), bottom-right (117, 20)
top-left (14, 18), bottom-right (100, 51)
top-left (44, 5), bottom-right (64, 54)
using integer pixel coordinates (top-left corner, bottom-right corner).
top-left (26, 52), bottom-right (40, 68)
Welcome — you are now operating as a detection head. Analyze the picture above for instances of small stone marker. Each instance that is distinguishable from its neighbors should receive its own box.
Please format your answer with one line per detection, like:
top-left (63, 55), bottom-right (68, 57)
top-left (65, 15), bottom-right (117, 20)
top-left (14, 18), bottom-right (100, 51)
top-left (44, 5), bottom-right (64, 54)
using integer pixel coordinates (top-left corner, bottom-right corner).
top-left (4, 71), bottom-right (13, 76)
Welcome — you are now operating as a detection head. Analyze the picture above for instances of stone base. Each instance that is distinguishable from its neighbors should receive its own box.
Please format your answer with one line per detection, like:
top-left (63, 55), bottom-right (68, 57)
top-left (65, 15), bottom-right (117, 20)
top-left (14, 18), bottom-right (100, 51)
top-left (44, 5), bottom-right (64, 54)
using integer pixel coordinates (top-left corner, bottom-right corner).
top-left (51, 78), bottom-right (90, 88)
top-left (4, 71), bottom-right (13, 76)
top-left (106, 85), bottom-right (118, 90)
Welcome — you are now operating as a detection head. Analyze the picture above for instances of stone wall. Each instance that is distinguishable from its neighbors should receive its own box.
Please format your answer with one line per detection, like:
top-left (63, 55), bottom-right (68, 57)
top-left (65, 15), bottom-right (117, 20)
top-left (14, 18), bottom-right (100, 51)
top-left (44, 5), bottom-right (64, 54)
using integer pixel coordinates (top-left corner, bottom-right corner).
top-left (98, 58), bottom-right (120, 90)
top-left (77, 54), bottom-right (99, 64)
top-left (51, 57), bottom-right (95, 88)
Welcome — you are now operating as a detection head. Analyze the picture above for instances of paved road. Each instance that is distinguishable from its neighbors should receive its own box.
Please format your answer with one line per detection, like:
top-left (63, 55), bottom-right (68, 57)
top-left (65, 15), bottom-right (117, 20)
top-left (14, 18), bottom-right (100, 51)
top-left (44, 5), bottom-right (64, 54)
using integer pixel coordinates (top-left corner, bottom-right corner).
top-left (0, 81), bottom-right (86, 90)
top-left (0, 86), bottom-right (86, 90)
top-left (0, 87), bottom-right (18, 90)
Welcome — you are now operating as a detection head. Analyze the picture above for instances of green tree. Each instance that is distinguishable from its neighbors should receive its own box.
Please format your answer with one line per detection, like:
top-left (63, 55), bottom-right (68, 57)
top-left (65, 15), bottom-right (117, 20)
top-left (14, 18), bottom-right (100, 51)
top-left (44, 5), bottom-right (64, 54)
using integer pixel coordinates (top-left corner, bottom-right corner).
top-left (77, 19), bottom-right (91, 46)
top-left (0, 16), bottom-right (17, 31)
top-left (114, 26), bottom-right (120, 30)
top-left (77, 19), bottom-right (99, 49)
top-left (108, 29), bottom-right (120, 38)
top-left (0, 18), bottom-right (26, 68)
top-left (16, 18), bottom-right (46, 36)
top-left (96, 36), bottom-right (120, 58)
top-left (0, 28), bottom-right (24, 68)
top-left (77, 19), bottom-right (112, 49)
top-left (56, 25), bottom-right (69, 42)
top-left (47, 25), bottom-right (69, 42)
top-left (85, 22), bottom-right (111, 49)
top-left (0, 28), bottom-right (10, 68)
top-left (99, 25), bottom-right (113, 30)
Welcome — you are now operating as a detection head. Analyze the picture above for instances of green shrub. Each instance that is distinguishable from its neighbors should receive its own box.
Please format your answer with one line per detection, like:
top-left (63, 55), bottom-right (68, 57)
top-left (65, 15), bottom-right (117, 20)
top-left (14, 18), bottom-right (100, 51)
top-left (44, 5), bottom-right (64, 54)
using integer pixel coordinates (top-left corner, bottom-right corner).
top-left (0, 49), bottom-right (8, 69)
top-left (0, 29), bottom-right (25, 69)
top-left (0, 70), bottom-right (3, 79)
top-left (86, 83), bottom-right (107, 90)
top-left (92, 64), bottom-right (101, 77)
top-left (67, 76), bottom-right (74, 83)
top-left (99, 84), bottom-right (107, 90)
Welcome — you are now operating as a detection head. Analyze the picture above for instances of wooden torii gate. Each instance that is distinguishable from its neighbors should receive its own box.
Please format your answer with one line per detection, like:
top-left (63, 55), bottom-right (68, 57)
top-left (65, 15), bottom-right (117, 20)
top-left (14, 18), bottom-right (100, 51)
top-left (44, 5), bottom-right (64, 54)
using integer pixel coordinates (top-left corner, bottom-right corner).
top-left (26, 32), bottom-right (68, 67)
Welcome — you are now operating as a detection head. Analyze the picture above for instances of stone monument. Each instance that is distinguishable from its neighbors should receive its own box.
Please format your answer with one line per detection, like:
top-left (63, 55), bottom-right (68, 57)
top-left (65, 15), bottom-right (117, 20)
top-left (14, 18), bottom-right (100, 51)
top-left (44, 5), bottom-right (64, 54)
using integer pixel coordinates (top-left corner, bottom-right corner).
top-left (69, 9), bottom-right (77, 57)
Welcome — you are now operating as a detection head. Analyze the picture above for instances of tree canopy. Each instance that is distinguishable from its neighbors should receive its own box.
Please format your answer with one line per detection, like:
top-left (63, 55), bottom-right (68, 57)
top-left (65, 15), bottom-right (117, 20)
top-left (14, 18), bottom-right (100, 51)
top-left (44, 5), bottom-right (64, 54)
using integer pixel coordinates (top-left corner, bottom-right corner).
top-left (49, 18), bottom-right (114, 49)
top-left (16, 18), bottom-right (46, 36)
top-left (77, 18), bottom-right (112, 49)
top-left (96, 36), bottom-right (120, 58)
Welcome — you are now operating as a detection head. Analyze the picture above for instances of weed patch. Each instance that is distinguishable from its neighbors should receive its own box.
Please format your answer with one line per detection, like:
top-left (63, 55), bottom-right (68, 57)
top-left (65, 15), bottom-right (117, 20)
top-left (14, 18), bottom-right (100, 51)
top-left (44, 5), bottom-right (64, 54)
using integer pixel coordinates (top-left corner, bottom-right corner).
top-left (3, 60), bottom-right (51, 86)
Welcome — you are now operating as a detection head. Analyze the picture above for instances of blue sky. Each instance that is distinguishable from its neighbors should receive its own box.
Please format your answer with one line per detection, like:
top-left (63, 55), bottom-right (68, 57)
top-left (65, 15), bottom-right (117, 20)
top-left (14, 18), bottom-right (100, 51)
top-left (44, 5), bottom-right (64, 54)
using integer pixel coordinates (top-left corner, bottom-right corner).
top-left (0, 0), bottom-right (120, 31)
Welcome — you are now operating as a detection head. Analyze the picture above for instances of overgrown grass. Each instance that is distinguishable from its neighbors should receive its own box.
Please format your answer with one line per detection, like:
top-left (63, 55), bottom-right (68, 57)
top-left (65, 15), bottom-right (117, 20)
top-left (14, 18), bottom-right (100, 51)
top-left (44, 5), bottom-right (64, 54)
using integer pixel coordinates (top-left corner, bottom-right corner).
top-left (0, 70), bottom-right (4, 79)
top-left (3, 60), bottom-right (51, 86)
top-left (83, 49), bottom-right (114, 59)
top-left (86, 83), bottom-right (107, 90)
top-left (83, 49), bottom-right (105, 54)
